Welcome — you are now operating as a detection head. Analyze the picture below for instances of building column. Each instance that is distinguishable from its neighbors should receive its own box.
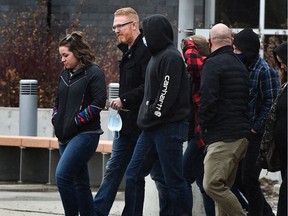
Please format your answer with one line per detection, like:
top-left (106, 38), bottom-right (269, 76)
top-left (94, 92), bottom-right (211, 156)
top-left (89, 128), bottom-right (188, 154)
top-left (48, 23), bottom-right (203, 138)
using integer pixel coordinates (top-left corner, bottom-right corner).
top-left (177, 0), bottom-right (194, 50)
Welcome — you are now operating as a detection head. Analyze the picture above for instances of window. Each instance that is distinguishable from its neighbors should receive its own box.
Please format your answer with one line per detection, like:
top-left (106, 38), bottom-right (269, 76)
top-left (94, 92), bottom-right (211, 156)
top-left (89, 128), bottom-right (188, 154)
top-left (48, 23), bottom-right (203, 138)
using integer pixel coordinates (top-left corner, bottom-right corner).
top-left (194, 0), bottom-right (205, 28)
top-left (265, 0), bottom-right (287, 29)
top-left (215, 0), bottom-right (259, 28)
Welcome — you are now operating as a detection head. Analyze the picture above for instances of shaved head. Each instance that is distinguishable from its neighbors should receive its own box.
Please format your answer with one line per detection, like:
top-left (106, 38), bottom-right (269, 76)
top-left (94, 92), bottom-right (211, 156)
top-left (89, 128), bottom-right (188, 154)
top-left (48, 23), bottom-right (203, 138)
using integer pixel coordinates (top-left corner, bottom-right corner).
top-left (209, 23), bottom-right (233, 51)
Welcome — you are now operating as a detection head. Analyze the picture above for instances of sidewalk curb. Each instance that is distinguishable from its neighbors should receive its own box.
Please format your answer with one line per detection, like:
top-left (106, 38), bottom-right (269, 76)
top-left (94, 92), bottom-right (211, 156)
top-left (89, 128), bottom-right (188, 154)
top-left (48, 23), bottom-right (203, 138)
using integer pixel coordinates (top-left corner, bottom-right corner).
top-left (0, 182), bottom-right (58, 192)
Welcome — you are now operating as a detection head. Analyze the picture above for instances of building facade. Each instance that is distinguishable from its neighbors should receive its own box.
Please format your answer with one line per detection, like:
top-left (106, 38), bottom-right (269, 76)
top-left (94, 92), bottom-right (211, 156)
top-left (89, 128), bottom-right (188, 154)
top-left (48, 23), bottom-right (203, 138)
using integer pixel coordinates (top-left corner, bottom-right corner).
top-left (0, 0), bottom-right (287, 107)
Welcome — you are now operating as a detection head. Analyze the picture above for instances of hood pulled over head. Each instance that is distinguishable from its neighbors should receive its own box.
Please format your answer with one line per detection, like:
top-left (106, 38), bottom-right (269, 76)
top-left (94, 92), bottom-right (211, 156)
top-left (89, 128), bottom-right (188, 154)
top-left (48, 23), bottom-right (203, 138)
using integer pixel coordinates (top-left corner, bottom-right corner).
top-left (142, 14), bottom-right (173, 55)
top-left (273, 42), bottom-right (287, 68)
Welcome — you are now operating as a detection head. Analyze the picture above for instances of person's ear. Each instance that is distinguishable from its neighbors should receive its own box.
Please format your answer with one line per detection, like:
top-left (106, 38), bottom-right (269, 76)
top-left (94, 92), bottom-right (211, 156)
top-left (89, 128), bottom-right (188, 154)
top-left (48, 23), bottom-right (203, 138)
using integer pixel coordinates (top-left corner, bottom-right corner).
top-left (208, 39), bottom-right (212, 49)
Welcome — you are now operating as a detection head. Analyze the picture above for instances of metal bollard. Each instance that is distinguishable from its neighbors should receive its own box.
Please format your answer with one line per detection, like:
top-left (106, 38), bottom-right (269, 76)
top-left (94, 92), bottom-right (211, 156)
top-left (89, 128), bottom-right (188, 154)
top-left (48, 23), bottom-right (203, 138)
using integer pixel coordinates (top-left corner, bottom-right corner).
top-left (19, 79), bottom-right (38, 136)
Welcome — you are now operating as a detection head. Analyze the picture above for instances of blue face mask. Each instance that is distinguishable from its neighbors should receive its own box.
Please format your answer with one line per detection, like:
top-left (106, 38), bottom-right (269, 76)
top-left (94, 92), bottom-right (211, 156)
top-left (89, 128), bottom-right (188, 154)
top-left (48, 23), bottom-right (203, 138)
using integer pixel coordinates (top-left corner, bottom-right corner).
top-left (108, 110), bottom-right (122, 139)
top-left (235, 53), bottom-right (247, 63)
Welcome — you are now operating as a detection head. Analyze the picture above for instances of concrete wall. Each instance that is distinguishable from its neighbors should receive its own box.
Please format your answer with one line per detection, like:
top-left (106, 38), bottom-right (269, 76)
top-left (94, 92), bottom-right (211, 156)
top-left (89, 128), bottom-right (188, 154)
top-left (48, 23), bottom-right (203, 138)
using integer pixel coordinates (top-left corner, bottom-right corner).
top-left (0, 107), bottom-right (110, 139)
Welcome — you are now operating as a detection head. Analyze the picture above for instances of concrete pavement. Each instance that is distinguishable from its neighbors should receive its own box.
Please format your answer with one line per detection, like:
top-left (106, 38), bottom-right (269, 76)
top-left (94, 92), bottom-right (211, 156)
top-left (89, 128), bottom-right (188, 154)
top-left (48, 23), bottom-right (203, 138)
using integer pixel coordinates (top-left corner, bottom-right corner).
top-left (0, 183), bottom-right (124, 216)
top-left (0, 175), bottom-right (207, 216)
top-left (0, 176), bottom-right (279, 216)
top-left (0, 181), bottom-right (206, 216)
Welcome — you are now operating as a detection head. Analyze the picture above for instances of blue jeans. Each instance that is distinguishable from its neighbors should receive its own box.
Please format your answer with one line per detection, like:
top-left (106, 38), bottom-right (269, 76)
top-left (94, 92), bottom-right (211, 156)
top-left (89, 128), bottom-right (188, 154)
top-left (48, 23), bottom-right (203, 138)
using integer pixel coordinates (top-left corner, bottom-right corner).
top-left (55, 132), bottom-right (100, 216)
top-left (150, 160), bottom-right (173, 216)
top-left (122, 122), bottom-right (191, 216)
top-left (183, 138), bottom-right (215, 216)
top-left (150, 138), bottom-right (212, 216)
top-left (93, 133), bottom-right (137, 216)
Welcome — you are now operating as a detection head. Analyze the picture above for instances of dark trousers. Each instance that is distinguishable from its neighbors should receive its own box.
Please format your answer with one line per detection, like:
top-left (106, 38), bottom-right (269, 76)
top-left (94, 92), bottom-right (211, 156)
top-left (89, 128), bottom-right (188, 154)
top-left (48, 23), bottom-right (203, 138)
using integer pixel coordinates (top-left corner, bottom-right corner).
top-left (241, 133), bottom-right (274, 216)
top-left (122, 122), bottom-right (191, 216)
top-left (277, 169), bottom-right (287, 216)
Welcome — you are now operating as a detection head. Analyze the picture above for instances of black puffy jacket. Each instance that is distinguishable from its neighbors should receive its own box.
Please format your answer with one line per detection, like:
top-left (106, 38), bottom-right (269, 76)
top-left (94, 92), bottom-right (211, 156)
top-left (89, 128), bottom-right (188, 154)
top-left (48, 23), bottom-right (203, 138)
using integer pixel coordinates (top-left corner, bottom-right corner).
top-left (200, 46), bottom-right (250, 145)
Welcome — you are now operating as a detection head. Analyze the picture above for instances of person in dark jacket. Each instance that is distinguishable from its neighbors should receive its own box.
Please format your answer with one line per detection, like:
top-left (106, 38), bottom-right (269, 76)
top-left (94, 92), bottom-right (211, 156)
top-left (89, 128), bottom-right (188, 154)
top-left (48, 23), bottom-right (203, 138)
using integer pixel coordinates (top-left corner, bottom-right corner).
top-left (181, 35), bottom-right (214, 215)
top-left (182, 35), bottom-right (249, 215)
top-left (233, 28), bottom-right (279, 216)
top-left (199, 23), bottom-right (250, 216)
top-left (52, 31), bottom-right (107, 216)
top-left (122, 14), bottom-right (191, 216)
top-left (272, 42), bottom-right (287, 216)
top-left (93, 7), bottom-right (152, 216)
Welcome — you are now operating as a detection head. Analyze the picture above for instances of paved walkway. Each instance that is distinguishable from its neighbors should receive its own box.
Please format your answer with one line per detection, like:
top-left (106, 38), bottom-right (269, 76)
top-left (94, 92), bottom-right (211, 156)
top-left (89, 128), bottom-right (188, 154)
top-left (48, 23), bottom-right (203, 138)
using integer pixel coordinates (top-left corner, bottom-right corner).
top-left (0, 183), bottom-right (124, 216)
top-left (0, 179), bottom-right (279, 216)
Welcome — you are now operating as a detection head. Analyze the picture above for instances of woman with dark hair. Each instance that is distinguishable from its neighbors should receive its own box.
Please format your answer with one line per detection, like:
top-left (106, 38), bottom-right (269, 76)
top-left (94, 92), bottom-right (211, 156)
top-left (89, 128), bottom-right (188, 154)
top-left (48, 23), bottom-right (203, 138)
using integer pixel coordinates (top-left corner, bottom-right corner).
top-left (258, 42), bottom-right (287, 216)
top-left (272, 42), bottom-right (287, 216)
top-left (52, 31), bottom-right (107, 216)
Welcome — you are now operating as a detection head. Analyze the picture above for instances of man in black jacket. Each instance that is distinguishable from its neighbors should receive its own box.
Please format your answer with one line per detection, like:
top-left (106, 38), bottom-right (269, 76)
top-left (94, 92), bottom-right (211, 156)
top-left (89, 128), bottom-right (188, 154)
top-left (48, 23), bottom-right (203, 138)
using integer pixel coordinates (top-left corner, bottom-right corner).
top-left (199, 23), bottom-right (250, 216)
top-left (93, 7), bottom-right (151, 216)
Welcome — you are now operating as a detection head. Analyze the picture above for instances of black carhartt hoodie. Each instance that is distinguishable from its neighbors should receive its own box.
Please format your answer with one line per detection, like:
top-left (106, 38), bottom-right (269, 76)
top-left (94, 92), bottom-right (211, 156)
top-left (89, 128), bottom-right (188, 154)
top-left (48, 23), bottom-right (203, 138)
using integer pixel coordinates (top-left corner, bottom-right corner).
top-left (137, 14), bottom-right (190, 130)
